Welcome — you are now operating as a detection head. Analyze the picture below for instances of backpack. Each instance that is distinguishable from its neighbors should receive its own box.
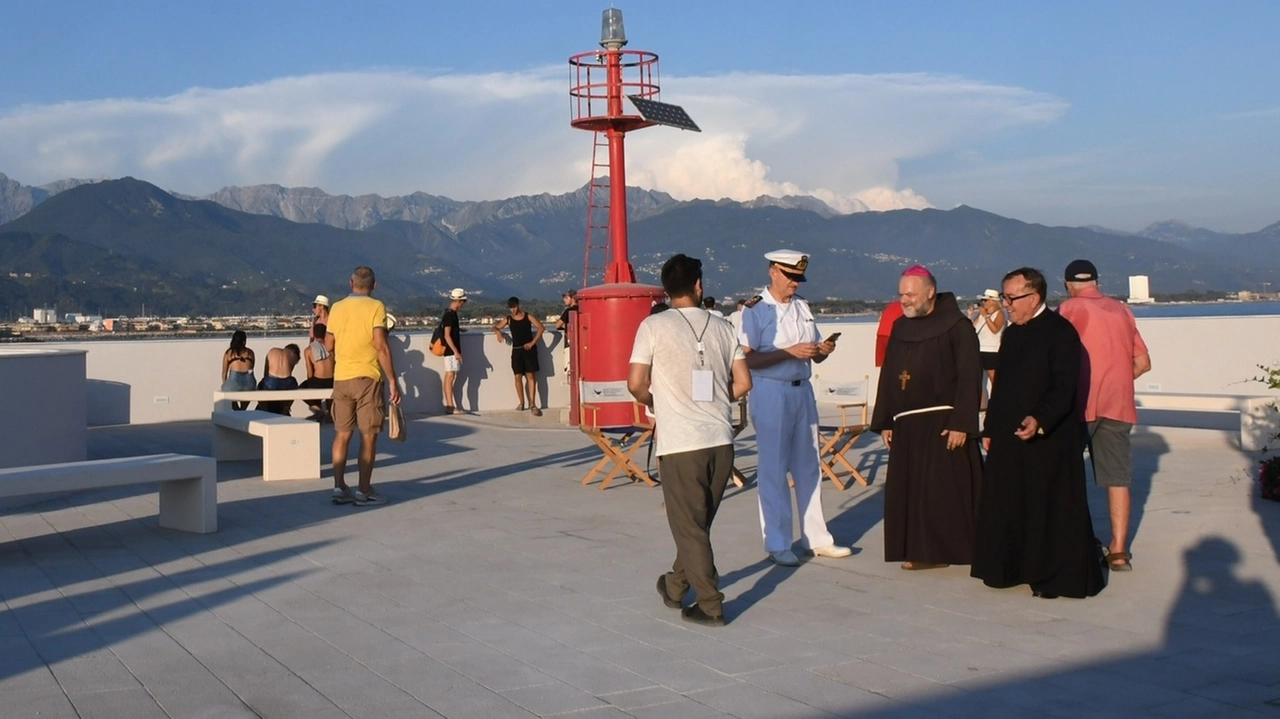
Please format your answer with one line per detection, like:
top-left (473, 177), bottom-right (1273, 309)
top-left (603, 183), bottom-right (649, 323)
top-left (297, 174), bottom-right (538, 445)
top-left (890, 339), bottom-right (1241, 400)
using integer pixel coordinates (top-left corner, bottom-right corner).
top-left (429, 324), bottom-right (447, 356)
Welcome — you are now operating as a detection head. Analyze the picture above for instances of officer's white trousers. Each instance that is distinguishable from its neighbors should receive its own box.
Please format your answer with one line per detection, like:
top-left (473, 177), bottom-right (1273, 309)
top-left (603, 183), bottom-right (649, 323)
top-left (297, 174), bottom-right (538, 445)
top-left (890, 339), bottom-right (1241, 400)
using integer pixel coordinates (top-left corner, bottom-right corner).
top-left (749, 379), bottom-right (835, 553)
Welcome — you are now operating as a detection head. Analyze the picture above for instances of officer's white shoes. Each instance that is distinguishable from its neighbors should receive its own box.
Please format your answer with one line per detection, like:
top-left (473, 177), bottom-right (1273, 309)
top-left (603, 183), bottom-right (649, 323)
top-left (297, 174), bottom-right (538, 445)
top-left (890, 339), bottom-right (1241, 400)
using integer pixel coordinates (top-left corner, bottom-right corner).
top-left (806, 544), bottom-right (853, 559)
top-left (768, 549), bottom-right (801, 566)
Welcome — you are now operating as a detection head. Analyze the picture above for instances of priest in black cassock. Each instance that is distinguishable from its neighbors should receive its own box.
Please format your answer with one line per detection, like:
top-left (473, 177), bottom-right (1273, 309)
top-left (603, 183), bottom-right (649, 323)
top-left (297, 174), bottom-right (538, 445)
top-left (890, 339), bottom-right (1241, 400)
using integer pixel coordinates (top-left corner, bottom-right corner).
top-left (971, 267), bottom-right (1104, 599)
top-left (871, 265), bottom-right (984, 570)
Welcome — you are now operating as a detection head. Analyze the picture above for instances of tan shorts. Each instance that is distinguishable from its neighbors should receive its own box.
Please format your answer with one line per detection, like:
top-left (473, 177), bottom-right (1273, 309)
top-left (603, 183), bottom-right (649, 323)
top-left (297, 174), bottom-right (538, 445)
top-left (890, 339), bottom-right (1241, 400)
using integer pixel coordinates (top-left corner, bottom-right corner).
top-left (332, 377), bottom-right (386, 433)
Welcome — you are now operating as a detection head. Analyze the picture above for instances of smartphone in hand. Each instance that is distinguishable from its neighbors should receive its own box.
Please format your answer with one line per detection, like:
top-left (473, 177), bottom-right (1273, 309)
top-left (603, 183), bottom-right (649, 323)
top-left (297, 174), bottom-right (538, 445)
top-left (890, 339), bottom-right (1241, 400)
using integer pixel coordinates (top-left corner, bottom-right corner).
top-left (825, 332), bottom-right (842, 343)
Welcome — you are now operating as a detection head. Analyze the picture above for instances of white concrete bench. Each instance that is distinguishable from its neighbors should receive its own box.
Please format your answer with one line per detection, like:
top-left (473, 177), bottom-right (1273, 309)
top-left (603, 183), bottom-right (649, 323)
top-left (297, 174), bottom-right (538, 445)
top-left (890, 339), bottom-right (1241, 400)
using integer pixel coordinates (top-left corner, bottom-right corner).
top-left (212, 390), bottom-right (335, 481)
top-left (0, 454), bottom-right (216, 533)
top-left (1135, 392), bottom-right (1278, 451)
top-left (212, 388), bottom-right (333, 413)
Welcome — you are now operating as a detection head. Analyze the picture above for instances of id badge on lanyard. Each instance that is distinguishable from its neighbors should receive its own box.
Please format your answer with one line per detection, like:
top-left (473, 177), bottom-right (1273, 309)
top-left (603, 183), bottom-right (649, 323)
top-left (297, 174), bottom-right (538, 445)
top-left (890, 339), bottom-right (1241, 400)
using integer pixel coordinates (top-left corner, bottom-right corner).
top-left (679, 318), bottom-right (715, 403)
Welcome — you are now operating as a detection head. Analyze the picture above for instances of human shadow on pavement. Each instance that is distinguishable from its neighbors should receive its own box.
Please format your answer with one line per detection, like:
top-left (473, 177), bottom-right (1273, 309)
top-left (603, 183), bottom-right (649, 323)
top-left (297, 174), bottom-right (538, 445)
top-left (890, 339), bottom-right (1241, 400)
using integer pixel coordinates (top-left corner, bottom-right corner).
top-left (390, 445), bottom-right (604, 500)
top-left (390, 332), bottom-right (441, 412)
top-left (721, 559), bottom-right (798, 619)
top-left (830, 534), bottom-right (1280, 716)
top-left (825, 489), bottom-right (886, 554)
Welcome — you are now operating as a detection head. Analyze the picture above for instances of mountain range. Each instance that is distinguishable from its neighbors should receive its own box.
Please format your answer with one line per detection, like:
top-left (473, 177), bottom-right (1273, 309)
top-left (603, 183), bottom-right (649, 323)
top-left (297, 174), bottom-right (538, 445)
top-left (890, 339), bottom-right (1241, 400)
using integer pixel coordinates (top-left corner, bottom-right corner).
top-left (1, 171), bottom-right (1278, 318)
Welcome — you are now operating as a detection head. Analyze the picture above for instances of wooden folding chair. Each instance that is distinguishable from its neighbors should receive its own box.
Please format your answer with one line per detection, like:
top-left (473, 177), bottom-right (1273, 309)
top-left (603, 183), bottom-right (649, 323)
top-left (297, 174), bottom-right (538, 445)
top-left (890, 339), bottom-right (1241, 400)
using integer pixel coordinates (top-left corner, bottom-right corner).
top-left (730, 397), bottom-right (749, 488)
top-left (578, 402), bottom-right (658, 490)
top-left (815, 376), bottom-right (871, 490)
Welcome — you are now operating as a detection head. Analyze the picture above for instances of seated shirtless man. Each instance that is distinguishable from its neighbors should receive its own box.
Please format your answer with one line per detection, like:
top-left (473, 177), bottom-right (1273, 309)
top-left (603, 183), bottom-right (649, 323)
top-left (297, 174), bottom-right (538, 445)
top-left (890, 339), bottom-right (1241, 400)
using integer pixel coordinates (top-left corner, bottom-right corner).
top-left (257, 343), bottom-right (301, 415)
top-left (301, 324), bottom-right (336, 421)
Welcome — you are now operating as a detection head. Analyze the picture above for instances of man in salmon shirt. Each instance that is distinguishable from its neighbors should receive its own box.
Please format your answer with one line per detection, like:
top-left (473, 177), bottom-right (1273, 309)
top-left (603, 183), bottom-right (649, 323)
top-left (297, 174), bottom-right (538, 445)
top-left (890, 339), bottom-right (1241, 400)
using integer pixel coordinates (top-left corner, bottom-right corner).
top-left (1059, 259), bottom-right (1152, 573)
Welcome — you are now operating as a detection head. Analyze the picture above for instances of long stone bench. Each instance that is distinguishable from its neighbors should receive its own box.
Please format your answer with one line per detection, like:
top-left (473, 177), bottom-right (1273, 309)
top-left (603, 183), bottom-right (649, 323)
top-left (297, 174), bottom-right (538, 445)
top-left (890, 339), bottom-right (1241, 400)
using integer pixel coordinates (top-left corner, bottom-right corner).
top-left (212, 390), bottom-right (334, 481)
top-left (0, 454), bottom-right (217, 533)
top-left (1135, 392), bottom-right (1278, 451)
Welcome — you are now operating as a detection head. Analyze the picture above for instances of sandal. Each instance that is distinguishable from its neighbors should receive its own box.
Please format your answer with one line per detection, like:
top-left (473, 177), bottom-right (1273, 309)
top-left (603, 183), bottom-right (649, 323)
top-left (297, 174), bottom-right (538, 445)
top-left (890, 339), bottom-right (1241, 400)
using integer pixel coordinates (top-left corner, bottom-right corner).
top-left (515, 405), bottom-right (526, 411)
top-left (1106, 551), bottom-right (1133, 571)
top-left (530, 407), bottom-right (542, 417)
top-left (901, 562), bottom-right (950, 571)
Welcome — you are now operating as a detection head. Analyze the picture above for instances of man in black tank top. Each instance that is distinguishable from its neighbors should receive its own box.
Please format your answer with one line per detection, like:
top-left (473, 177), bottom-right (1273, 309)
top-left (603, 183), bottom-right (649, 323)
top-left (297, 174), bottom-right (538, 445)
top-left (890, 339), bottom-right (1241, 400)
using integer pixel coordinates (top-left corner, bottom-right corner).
top-left (492, 296), bottom-right (546, 416)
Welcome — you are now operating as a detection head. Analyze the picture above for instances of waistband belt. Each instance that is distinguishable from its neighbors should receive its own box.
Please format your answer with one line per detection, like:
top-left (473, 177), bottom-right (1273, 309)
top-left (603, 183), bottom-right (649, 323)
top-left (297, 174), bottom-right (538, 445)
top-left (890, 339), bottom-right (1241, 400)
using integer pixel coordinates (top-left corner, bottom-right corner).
top-left (893, 405), bottom-right (954, 422)
top-left (759, 377), bottom-right (807, 387)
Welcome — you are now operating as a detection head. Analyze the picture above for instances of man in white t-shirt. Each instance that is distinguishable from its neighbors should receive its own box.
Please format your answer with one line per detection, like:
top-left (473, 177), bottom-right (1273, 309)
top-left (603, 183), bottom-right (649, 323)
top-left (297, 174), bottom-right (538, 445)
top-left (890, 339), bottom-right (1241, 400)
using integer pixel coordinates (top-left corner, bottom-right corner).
top-left (629, 254), bottom-right (752, 627)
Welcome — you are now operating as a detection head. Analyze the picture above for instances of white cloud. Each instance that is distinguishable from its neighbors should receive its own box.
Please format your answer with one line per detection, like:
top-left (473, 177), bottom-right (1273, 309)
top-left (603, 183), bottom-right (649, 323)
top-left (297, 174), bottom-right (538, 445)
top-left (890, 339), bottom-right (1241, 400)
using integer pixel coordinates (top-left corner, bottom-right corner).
top-left (0, 69), bottom-right (1067, 214)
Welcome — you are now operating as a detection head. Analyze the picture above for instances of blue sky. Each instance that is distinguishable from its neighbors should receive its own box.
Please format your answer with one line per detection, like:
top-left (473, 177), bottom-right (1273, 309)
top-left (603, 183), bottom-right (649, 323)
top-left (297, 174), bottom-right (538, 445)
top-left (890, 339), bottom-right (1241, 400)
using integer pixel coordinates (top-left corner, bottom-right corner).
top-left (2, 1), bottom-right (1277, 232)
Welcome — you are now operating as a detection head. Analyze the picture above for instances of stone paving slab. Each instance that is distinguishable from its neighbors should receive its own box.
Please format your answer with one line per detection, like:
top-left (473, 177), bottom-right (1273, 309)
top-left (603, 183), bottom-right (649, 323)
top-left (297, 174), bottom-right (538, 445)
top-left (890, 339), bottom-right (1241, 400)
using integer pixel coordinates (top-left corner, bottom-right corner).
top-left (0, 417), bottom-right (1277, 717)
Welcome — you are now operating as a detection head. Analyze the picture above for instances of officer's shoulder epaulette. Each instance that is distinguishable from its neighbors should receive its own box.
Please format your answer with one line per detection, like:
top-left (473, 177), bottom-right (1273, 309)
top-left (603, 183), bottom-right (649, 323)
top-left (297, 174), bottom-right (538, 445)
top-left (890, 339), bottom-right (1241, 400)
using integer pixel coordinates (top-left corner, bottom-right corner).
top-left (743, 295), bottom-right (763, 308)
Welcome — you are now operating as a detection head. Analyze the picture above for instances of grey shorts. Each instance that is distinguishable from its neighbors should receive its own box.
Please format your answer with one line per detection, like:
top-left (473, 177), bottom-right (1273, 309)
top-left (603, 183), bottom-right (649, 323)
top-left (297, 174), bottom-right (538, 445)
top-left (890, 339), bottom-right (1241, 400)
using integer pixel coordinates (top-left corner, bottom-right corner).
top-left (1087, 418), bottom-right (1133, 488)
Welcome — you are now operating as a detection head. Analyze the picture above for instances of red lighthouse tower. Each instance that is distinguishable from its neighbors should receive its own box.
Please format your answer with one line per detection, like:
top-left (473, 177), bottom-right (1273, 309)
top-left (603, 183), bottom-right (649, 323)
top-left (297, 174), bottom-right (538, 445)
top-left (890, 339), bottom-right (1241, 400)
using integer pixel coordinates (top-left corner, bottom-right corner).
top-left (567, 8), bottom-right (700, 427)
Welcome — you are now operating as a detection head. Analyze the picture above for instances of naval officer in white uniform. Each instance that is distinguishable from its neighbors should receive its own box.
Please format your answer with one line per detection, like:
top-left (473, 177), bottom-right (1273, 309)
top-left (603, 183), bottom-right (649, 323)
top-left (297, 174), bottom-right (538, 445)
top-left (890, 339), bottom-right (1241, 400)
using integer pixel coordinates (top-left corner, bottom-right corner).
top-left (739, 250), bottom-right (853, 566)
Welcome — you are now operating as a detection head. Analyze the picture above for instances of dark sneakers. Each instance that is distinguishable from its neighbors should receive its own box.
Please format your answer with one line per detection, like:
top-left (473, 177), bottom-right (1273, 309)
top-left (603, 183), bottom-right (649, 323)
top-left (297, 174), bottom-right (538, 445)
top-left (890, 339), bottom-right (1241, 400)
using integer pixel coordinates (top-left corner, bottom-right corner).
top-left (655, 576), bottom-right (682, 609)
top-left (657, 575), bottom-right (725, 626)
top-left (681, 605), bottom-right (725, 627)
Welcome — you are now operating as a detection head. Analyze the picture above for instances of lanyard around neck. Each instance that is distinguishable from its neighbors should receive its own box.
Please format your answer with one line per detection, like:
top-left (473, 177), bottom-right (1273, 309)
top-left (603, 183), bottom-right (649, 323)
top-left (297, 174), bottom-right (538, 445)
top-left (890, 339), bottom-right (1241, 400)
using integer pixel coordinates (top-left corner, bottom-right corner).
top-left (675, 309), bottom-right (713, 367)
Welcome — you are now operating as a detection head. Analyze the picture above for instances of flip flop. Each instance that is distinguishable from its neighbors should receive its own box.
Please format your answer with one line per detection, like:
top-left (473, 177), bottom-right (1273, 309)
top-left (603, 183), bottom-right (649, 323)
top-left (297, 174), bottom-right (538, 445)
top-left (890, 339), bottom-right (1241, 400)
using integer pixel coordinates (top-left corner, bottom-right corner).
top-left (1106, 551), bottom-right (1133, 571)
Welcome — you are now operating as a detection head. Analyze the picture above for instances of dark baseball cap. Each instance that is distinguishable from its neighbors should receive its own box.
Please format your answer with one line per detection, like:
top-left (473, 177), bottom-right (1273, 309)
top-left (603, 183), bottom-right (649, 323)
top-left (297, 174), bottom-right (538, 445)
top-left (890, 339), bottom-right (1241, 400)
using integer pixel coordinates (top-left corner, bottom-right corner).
top-left (1064, 259), bottom-right (1098, 282)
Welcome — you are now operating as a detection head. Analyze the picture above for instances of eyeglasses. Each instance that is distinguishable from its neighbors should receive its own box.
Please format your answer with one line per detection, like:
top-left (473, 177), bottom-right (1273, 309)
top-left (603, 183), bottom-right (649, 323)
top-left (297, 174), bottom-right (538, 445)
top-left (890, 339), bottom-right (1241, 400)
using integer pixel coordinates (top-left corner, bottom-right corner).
top-left (999, 291), bottom-right (1036, 304)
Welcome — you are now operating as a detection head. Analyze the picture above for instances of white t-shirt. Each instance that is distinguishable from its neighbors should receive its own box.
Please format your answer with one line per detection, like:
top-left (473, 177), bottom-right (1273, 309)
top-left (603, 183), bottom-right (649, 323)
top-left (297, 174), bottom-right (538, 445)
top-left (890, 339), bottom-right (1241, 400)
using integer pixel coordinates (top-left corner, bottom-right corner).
top-left (629, 307), bottom-right (745, 457)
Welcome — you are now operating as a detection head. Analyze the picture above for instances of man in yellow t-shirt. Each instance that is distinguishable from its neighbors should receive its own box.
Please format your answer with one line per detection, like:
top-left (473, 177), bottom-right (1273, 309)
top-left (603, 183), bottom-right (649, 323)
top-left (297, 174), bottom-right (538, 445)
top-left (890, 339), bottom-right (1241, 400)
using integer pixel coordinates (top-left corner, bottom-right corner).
top-left (325, 266), bottom-right (401, 506)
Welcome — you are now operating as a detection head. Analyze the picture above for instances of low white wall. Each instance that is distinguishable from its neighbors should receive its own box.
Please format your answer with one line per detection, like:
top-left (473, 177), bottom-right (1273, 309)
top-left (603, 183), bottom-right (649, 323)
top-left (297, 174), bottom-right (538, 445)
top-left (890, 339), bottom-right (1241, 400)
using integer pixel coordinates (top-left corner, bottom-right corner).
top-left (0, 348), bottom-right (88, 467)
top-left (60, 329), bottom-right (571, 426)
top-left (46, 313), bottom-right (1280, 426)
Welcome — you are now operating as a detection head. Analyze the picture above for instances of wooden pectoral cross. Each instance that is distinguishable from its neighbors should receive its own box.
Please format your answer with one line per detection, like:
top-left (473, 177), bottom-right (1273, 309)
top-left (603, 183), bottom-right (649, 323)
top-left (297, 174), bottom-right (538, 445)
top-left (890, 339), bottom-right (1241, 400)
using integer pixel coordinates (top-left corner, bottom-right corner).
top-left (899, 370), bottom-right (911, 390)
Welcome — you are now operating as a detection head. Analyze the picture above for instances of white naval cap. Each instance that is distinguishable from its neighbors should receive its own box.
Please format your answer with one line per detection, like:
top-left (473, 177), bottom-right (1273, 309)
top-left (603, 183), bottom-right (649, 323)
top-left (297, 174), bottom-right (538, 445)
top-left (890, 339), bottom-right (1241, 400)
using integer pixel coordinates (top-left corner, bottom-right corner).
top-left (764, 249), bottom-right (809, 282)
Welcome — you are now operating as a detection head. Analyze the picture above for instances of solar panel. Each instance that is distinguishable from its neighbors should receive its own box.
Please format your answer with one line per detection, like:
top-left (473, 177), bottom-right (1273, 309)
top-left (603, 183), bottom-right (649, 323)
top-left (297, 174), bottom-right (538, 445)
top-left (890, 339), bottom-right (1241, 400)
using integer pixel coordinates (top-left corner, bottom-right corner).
top-left (627, 95), bottom-right (701, 132)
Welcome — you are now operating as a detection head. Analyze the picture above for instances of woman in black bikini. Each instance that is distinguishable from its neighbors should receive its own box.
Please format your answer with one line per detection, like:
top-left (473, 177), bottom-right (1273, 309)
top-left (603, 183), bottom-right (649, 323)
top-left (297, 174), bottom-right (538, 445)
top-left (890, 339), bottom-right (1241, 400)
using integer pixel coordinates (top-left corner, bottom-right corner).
top-left (220, 330), bottom-right (256, 410)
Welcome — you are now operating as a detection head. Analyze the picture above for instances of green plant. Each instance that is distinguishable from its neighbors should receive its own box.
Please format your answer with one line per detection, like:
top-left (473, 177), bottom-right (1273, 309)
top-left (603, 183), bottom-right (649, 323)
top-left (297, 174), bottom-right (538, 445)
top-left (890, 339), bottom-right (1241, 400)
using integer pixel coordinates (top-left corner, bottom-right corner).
top-left (1255, 361), bottom-right (1280, 500)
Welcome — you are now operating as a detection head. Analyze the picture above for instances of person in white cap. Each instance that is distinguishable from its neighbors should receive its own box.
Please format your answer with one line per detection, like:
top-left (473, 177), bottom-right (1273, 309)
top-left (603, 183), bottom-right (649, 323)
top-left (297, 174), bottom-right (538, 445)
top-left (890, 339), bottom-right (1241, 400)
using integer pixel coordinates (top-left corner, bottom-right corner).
top-left (309, 295), bottom-right (330, 342)
top-left (440, 288), bottom-right (467, 414)
top-left (739, 250), bottom-right (852, 566)
top-left (968, 288), bottom-right (1005, 396)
